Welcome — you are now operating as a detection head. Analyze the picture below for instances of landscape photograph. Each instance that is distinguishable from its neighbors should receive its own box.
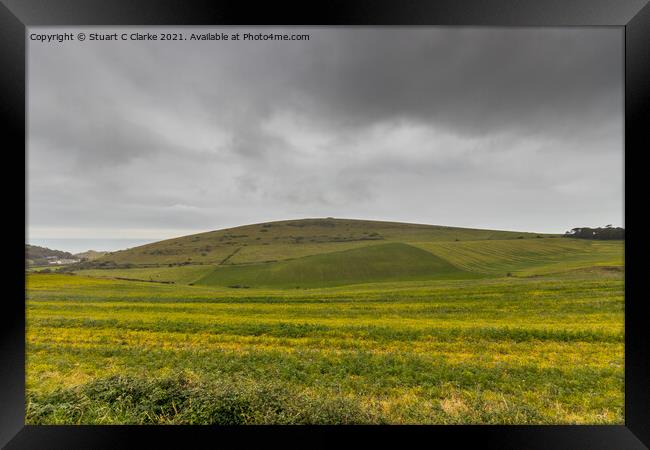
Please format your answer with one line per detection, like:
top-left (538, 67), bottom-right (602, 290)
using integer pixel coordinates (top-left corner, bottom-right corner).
top-left (26, 27), bottom-right (624, 424)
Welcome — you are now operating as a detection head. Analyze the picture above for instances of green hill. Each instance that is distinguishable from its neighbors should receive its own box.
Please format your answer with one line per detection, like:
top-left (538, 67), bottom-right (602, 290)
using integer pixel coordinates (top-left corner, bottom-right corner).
top-left (75, 250), bottom-right (108, 261)
top-left (26, 244), bottom-right (74, 266)
top-left (94, 218), bottom-right (552, 267)
top-left (194, 242), bottom-right (480, 288)
top-left (71, 218), bottom-right (622, 288)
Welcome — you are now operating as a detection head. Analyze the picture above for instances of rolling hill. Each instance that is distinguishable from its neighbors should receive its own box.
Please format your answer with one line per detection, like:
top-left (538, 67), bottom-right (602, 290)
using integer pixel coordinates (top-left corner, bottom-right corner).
top-left (75, 250), bottom-right (109, 261)
top-left (93, 218), bottom-right (552, 266)
top-left (26, 244), bottom-right (74, 266)
top-left (72, 218), bottom-right (622, 288)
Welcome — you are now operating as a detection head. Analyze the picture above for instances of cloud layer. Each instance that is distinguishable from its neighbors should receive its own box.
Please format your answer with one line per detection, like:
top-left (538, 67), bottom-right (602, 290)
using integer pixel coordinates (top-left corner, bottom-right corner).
top-left (28, 27), bottom-right (623, 239)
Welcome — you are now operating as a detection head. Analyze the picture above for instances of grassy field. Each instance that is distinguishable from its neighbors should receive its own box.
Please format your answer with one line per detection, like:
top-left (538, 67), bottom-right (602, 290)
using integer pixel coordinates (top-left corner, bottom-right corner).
top-left (26, 219), bottom-right (624, 424)
top-left (193, 243), bottom-right (483, 288)
top-left (414, 239), bottom-right (624, 277)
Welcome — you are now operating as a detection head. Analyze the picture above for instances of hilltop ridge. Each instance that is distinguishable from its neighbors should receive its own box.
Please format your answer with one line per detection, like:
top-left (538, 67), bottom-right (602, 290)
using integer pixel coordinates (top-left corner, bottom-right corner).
top-left (92, 217), bottom-right (554, 267)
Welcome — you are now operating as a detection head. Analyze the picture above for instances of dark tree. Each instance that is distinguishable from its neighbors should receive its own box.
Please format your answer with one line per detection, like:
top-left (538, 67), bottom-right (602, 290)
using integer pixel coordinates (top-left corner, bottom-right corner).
top-left (564, 226), bottom-right (624, 240)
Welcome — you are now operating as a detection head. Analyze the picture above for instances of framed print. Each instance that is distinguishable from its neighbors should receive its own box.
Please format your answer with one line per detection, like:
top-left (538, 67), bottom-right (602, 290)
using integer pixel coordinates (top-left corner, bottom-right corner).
top-left (1, 0), bottom-right (649, 448)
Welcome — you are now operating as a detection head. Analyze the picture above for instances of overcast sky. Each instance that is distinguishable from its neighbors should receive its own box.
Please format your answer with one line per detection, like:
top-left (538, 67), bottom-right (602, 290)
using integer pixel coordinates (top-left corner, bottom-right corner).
top-left (28, 27), bottom-right (623, 244)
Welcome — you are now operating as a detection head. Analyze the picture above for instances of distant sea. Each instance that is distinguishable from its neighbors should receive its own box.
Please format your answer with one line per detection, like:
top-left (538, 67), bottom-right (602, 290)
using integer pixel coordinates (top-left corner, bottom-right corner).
top-left (28, 238), bottom-right (158, 254)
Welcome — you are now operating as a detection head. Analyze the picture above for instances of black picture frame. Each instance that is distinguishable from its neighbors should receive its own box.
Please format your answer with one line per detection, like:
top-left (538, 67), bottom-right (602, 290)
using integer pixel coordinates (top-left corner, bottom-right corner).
top-left (2, 1), bottom-right (648, 448)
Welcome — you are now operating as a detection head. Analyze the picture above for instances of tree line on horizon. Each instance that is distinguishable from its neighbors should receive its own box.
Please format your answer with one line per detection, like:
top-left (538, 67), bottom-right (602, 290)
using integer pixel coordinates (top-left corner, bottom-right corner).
top-left (564, 225), bottom-right (624, 240)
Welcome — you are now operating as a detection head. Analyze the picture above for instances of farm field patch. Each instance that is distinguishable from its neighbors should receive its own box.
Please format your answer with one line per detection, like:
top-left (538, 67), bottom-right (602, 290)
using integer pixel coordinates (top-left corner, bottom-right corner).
top-left (26, 269), bottom-right (623, 424)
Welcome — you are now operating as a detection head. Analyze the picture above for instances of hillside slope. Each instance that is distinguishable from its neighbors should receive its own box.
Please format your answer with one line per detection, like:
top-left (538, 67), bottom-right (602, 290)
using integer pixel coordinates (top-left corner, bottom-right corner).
top-left (26, 245), bottom-right (74, 266)
top-left (71, 218), bottom-right (625, 288)
top-left (194, 242), bottom-right (480, 288)
top-left (95, 218), bottom-right (553, 267)
top-left (413, 239), bottom-right (624, 276)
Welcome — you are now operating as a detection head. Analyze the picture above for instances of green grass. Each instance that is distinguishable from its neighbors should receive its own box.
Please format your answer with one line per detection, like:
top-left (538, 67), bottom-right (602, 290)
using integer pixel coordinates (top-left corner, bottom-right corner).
top-left (194, 243), bottom-right (480, 288)
top-left (73, 236), bottom-right (622, 289)
top-left (76, 265), bottom-right (213, 285)
top-left (415, 238), bottom-right (623, 276)
top-left (27, 268), bottom-right (623, 424)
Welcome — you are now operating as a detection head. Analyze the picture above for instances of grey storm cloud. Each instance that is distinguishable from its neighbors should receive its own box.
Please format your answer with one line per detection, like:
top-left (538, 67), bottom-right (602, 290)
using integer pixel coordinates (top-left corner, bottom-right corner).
top-left (28, 27), bottom-right (623, 241)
